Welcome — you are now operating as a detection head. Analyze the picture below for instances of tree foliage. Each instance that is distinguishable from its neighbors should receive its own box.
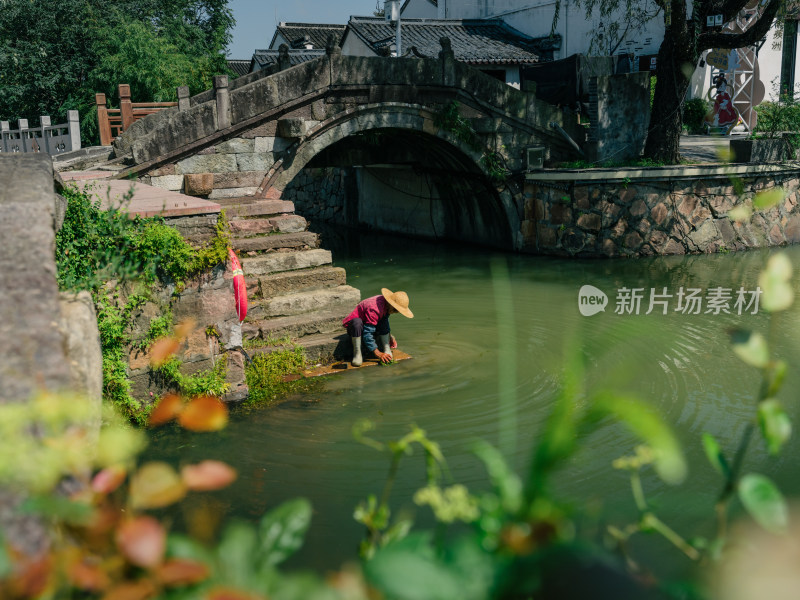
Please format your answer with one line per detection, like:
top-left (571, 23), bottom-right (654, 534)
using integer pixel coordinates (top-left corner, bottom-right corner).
top-left (555, 0), bottom-right (784, 162)
top-left (0, 0), bottom-right (234, 144)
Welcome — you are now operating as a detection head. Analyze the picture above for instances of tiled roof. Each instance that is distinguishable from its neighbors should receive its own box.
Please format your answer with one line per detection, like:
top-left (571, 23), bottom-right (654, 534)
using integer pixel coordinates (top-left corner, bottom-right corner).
top-left (270, 23), bottom-right (347, 50)
top-left (227, 59), bottom-right (252, 78)
top-left (251, 49), bottom-right (326, 71)
top-left (345, 17), bottom-right (558, 64)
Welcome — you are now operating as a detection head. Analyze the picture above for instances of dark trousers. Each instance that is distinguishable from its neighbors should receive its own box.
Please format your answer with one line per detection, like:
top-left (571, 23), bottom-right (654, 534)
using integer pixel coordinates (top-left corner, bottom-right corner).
top-left (345, 317), bottom-right (390, 337)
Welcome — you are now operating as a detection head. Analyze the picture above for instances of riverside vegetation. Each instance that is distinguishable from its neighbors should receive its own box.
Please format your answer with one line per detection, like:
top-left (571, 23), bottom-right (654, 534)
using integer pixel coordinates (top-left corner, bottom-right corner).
top-left (55, 184), bottom-right (306, 423)
top-left (1, 185), bottom-right (795, 597)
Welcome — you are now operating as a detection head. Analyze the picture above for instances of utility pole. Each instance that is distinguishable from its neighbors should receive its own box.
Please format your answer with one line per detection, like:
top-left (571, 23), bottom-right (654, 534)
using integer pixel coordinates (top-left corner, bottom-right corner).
top-left (385, 0), bottom-right (402, 57)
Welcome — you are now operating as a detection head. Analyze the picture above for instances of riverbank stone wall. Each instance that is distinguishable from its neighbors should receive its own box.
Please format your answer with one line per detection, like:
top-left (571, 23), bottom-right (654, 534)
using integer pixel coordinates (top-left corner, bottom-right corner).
top-left (524, 163), bottom-right (800, 257)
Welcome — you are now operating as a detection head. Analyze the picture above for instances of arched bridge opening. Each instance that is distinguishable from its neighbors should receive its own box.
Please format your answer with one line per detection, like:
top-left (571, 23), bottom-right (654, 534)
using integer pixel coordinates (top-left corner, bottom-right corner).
top-left (281, 127), bottom-right (514, 250)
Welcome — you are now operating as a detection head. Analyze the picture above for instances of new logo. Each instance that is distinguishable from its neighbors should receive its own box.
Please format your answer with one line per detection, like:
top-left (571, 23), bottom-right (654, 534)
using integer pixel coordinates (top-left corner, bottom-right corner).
top-left (578, 285), bottom-right (608, 316)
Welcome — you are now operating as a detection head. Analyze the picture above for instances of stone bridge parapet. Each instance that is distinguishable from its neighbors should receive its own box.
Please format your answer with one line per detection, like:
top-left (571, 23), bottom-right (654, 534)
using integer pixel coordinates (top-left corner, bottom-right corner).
top-left (113, 42), bottom-right (584, 183)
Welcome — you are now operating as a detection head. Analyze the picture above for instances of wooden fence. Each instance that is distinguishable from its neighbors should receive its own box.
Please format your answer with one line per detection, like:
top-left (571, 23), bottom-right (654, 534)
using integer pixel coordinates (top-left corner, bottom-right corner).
top-left (0, 111), bottom-right (81, 155)
top-left (96, 84), bottom-right (177, 146)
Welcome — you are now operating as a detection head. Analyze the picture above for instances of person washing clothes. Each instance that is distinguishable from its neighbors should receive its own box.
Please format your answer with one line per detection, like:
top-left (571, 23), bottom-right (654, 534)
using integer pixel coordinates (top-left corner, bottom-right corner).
top-left (343, 288), bottom-right (413, 366)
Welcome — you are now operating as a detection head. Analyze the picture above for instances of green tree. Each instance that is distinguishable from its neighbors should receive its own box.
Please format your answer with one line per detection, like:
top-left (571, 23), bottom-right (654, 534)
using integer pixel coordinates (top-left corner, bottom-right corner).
top-left (0, 0), bottom-right (234, 144)
top-left (557, 0), bottom-right (783, 163)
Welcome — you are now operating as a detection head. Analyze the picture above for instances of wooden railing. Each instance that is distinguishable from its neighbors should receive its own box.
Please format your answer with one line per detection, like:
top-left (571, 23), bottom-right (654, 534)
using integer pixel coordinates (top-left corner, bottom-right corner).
top-left (96, 84), bottom-right (177, 146)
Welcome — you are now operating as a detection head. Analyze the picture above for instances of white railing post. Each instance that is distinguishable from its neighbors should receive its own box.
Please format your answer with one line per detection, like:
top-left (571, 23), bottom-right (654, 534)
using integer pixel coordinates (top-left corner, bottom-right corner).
top-left (0, 122), bottom-right (8, 153)
top-left (39, 116), bottom-right (51, 153)
top-left (18, 119), bottom-right (29, 153)
top-left (67, 110), bottom-right (81, 152)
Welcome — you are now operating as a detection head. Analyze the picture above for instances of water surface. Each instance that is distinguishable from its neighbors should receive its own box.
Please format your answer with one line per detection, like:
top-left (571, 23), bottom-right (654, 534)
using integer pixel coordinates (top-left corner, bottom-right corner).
top-left (146, 231), bottom-right (800, 578)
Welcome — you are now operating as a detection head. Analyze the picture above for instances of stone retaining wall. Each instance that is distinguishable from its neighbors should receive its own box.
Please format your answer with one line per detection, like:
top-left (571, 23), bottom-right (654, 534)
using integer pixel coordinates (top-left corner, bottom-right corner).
top-left (524, 164), bottom-right (800, 257)
top-left (282, 167), bottom-right (349, 221)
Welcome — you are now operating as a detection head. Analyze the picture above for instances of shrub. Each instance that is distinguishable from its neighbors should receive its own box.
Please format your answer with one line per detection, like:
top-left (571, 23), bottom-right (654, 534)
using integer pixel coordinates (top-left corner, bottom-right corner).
top-left (683, 98), bottom-right (711, 134)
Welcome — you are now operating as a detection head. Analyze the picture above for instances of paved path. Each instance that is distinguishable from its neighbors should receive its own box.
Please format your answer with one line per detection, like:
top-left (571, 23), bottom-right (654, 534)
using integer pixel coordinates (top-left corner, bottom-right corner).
top-left (61, 171), bottom-right (220, 218)
top-left (679, 133), bottom-right (748, 163)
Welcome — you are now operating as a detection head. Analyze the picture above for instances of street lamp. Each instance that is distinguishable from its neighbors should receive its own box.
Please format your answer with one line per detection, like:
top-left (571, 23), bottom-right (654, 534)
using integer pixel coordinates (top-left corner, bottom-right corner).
top-left (385, 0), bottom-right (402, 57)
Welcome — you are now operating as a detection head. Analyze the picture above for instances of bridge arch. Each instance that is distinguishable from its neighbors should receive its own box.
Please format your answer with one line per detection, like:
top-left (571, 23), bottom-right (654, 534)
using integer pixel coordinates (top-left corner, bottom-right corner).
top-left (259, 103), bottom-right (521, 249)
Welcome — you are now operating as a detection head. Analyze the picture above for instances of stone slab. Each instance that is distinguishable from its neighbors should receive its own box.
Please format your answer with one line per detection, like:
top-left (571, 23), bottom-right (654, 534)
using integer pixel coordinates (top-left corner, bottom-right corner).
top-left (176, 154), bottom-right (238, 174)
top-left (233, 231), bottom-right (319, 252)
top-left (150, 175), bottom-right (184, 191)
top-left (209, 187), bottom-right (259, 200)
top-left (218, 199), bottom-right (294, 218)
top-left (253, 266), bottom-right (347, 299)
top-left (213, 171), bottom-right (266, 189)
top-left (228, 215), bottom-right (310, 237)
top-left (241, 249), bottom-right (332, 275)
top-left (0, 154), bottom-right (72, 402)
top-left (255, 308), bottom-right (350, 340)
top-left (261, 285), bottom-right (360, 318)
top-left (71, 178), bottom-right (220, 218)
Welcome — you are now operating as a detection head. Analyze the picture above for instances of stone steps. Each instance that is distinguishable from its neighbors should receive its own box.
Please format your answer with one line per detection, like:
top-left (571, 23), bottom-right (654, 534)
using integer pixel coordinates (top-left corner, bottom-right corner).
top-left (233, 231), bottom-right (319, 253)
top-left (248, 285), bottom-right (360, 320)
top-left (217, 194), bottom-right (358, 386)
top-left (246, 266), bottom-right (347, 299)
top-left (229, 215), bottom-right (307, 236)
top-left (217, 198), bottom-right (295, 218)
top-left (241, 249), bottom-right (332, 275)
top-left (243, 308), bottom-right (349, 342)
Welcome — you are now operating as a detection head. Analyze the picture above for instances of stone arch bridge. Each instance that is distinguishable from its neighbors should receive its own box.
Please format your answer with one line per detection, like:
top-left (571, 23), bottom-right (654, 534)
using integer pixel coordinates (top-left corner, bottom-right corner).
top-left (114, 41), bottom-right (585, 250)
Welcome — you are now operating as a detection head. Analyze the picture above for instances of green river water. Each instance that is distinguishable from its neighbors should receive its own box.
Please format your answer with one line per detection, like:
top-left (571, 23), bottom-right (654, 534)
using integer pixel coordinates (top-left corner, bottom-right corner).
top-left (145, 231), bottom-right (800, 580)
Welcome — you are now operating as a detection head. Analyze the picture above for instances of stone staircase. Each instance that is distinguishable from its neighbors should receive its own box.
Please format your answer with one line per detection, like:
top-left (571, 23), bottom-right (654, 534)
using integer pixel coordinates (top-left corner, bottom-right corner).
top-left (221, 197), bottom-right (360, 364)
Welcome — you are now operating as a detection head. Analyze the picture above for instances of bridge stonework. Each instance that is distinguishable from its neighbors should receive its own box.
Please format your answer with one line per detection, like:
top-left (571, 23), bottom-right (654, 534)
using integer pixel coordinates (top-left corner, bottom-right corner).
top-left (114, 44), bottom-right (585, 251)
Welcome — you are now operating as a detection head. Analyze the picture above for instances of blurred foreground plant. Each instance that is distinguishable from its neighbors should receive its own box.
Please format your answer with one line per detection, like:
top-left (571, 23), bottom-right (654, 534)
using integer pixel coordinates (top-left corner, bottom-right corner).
top-left (0, 338), bottom-right (369, 600)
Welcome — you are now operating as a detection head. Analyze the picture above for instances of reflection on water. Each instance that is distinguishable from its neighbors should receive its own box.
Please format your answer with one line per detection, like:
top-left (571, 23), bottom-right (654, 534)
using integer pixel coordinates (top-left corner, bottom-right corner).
top-left (145, 227), bottom-right (800, 577)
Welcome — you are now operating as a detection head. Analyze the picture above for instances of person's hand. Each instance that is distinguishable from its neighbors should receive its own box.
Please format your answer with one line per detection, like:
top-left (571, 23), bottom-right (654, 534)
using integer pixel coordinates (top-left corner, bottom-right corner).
top-left (389, 335), bottom-right (397, 349)
top-left (375, 350), bottom-right (393, 363)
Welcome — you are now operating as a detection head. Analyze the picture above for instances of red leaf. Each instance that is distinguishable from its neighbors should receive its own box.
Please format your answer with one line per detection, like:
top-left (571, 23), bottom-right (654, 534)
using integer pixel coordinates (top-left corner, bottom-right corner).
top-left (181, 461), bottom-right (237, 492)
top-left (115, 517), bottom-right (166, 569)
top-left (149, 337), bottom-right (180, 368)
top-left (156, 559), bottom-right (209, 587)
top-left (101, 580), bottom-right (158, 600)
top-left (178, 396), bottom-right (228, 432)
top-left (6, 554), bottom-right (53, 599)
top-left (206, 587), bottom-right (265, 600)
top-left (174, 318), bottom-right (196, 341)
top-left (67, 558), bottom-right (111, 592)
top-left (91, 466), bottom-right (127, 495)
top-left (148, 394), bottom-right (183, 427)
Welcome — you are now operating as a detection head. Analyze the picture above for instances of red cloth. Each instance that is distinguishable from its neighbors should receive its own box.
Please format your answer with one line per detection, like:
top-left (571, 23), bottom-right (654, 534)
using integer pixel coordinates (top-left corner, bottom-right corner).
top-left (342, 295), bottom-right (389, 327)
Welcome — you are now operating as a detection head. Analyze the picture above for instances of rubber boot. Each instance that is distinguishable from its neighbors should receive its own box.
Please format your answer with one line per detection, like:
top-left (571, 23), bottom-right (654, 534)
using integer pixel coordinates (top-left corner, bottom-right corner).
top-left (351, 336), bottom-right (363, 367)
top-left (378, 334), bottom-right (393, 359)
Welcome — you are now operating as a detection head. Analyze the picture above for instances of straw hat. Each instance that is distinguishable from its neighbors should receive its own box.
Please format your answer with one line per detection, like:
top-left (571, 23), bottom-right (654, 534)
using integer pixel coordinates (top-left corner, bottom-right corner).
top-left (381, 288), bottom-right (414, 318)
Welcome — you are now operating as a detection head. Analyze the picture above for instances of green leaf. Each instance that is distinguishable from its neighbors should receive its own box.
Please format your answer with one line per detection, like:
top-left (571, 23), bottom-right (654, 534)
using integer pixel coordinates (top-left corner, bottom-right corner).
top-left (738, 473), bottom-right (788, 534)
top-left (472, 441), bottom-right (523, 514)
top-left (758, 399), bottom-right (792, 456)
top-left (365, 533), bottom-right (462, 600)
top-left (528, 338), bottom-right (584, 495)
top-left (753, 188), bottom-right (785, 210)
top-left (702, 433), bottom-right (731, 478)
top-left (0, 533), bottom-right (11, 579)
top-left (729, 330), bottom-right (769, 368)
top-left (20, 494), bottom-right (93, 525)
top-left (766, 360), bottom-right (788, 397)
top-left (591, 393), bottom-right (687, 485)
top-left (216, 521), bottom-right (258, 589)
top-left (759, 253), bottom-right (794, 312)
top-left (258, 498), bottom-right (312, 567)
top-left (166, 534), bottom-right (215, 565)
